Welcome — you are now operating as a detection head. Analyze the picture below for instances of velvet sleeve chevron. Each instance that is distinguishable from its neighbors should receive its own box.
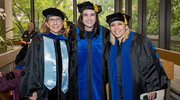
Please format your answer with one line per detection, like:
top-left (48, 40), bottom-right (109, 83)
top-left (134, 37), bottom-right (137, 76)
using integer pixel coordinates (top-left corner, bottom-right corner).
top-left (136, 34), bottom-right (168, 92)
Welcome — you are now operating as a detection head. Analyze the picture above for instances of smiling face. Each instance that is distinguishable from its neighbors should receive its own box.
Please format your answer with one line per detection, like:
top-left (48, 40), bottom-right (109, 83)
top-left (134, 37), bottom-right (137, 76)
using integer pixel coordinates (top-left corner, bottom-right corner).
top-left (82, 9), bottom-right (96, 31)
top-left (46, 16), bottom-right (63, 35)
top-left (110, 20), bottom-right (127, 39)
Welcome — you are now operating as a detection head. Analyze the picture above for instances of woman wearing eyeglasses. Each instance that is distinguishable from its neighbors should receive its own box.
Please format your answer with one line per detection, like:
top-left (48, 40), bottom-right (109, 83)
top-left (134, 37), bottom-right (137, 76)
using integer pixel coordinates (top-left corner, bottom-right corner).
top-left (18, 8), bottom-right (70, 100)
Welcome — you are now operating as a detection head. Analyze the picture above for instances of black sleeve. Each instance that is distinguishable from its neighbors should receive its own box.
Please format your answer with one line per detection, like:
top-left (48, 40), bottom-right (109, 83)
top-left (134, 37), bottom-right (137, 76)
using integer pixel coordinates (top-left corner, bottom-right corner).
top-left (137, 34), bottom-right (168, 92)
top-left (18, 36), bottom-right (43, 98)
top-left (68, 28), bottom-right (79, 100)
top-left (102, 27), bottom-right (110, 85)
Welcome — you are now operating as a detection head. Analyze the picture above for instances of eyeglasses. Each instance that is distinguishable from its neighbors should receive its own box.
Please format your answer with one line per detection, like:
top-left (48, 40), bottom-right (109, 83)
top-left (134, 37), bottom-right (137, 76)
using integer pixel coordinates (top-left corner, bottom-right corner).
top-left (48, 18), bottom-right (62, 23)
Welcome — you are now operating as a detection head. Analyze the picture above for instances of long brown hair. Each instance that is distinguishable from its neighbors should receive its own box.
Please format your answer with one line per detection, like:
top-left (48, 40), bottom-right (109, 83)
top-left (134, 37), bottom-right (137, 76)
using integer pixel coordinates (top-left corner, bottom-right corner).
top-left (77, 13), bottom-right (100, 39)
top-left (40, 17), bottom-right (68, 36)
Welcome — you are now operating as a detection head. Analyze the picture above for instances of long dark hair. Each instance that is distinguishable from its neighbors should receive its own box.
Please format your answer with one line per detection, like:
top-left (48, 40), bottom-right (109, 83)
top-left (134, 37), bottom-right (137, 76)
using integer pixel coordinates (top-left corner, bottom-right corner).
top-left (77, 13), bottom-right (100, 39)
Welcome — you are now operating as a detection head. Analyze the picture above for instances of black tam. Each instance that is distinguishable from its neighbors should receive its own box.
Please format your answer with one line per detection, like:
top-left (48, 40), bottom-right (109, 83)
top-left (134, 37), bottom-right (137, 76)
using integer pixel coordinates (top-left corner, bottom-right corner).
top-left (77, 1), bottom-right (102, 14)
top-left (106, 12), bottom-right (131, 25)
top-left (42, 8), bottom-right (65, 20)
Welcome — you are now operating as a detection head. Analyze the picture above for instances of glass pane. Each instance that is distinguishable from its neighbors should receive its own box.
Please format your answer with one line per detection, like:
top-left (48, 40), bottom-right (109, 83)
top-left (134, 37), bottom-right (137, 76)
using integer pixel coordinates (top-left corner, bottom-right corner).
top-left (171, 0), bottom-right (180, 52)
top-left (122, 0), bottom-right (125, 13)
top-left (132, 0), bottom-right (138, 32)
top-left (146, 0), bottom-right (159, 47)
top-left (12, 0), bottom-right (31, 37)
top-left (77, 0), bottom-right (114, 28)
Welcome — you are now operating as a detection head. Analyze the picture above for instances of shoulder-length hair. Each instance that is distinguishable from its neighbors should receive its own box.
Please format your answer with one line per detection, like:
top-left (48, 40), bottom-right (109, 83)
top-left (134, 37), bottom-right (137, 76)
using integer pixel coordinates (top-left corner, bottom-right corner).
top-left (77, 13), bottom-right (100, 39)
top-left (40, 18), bottom-right (68, 35)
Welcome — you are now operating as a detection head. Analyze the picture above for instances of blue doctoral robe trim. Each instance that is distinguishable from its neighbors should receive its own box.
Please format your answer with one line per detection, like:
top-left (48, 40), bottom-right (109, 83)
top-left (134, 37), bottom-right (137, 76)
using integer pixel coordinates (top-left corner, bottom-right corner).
top-left (39, 32), bottom-right (67, 40)
top-left (109, 31), bottom-right (134, 100)
top-left (121, 31), bottom-right (134, 100)
top-left (151, 44), bottom-right (162, 67)
top-left (109, 38), bottom-right (120, 100)
top-left (76, 26), bottom-right (103, 100)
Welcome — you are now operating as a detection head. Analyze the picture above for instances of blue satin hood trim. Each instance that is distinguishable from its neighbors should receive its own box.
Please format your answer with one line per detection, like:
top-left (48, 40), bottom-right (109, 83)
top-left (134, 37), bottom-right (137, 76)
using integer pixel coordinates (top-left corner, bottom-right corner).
top-left (43, 36), bottom-right (69, 92)
top-left (39, 32), bottom-right (67, 40)
top-left (60, 40), bottom-right (69, 93)
top-left (76, 26), bottom-right (103, 100)
top-left (43, 36), bottom-right (57, 90)
top-left (109, 31), bottom-right (134, 100)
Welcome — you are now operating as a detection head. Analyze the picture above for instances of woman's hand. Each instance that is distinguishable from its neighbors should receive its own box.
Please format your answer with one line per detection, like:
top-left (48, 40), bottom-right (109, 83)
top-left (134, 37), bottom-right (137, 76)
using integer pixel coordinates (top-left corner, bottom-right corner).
top-left (29, 91), bottom-right (37, 100)
top-left (148, 91), bottom-right (156, 100)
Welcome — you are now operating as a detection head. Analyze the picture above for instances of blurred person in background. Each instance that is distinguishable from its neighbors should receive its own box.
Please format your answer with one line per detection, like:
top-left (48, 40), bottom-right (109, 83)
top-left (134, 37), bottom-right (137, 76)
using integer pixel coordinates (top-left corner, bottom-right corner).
top-left (20, 23), bottom-right (38, 47)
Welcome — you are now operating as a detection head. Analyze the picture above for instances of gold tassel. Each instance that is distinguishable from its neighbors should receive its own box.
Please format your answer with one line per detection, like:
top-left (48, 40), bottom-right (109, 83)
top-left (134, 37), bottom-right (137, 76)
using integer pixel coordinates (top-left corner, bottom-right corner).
top-left (64, 18), bottom-right (67, 29)
top-left (67, 26), bottom-right (70, 33)
top-left (93, 3), bottom-right (99, 13)
top-left (123, 15), bottom-right (128, 25)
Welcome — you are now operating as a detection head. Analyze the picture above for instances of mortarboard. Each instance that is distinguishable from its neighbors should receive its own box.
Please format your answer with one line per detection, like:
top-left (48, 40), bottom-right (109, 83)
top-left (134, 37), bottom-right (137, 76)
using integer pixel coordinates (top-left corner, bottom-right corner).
top-left (106, 12), bottom-right (131, 25)
top-left (42, 8), bottom-right (65, 20)
top-left (77, 1), bottom-right (102, 14)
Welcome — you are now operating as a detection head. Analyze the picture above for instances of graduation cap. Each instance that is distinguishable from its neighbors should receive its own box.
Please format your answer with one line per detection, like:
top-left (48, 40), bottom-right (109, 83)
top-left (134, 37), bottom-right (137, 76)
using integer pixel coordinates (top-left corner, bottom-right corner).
top-left (42, 8), bottom-right (65, 20)
top-left (106, 12), bottom-right (131, 25)
top-left (43, 8), bottom-right (69, 29)
top-left (77, 1), bottom-right (102, 14)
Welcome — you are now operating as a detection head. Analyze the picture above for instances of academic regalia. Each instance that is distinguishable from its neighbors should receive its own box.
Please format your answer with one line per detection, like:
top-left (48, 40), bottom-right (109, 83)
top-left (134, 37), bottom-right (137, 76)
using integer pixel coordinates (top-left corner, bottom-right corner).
top-left (105, 31), bottom-right (168, 100)
top-left (18, 32), bottom-right (70, 100)
top-left (68, 26), bottom-right (110, 100)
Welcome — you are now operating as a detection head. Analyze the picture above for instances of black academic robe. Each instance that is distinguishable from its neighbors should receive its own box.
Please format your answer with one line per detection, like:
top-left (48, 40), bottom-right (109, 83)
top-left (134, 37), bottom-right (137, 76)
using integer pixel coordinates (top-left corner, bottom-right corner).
top-left (18, 33), bottom-right (70, 100)
top-left (68, 26), bottom-right (110, 100)
top-left (105, 31), bottom-right (168, 100)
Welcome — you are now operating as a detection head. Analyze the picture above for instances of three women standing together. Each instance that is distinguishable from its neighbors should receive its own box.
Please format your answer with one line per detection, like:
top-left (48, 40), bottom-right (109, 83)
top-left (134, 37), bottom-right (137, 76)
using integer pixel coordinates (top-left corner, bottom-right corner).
top-left (18, 1), bottom-right (168, 100)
